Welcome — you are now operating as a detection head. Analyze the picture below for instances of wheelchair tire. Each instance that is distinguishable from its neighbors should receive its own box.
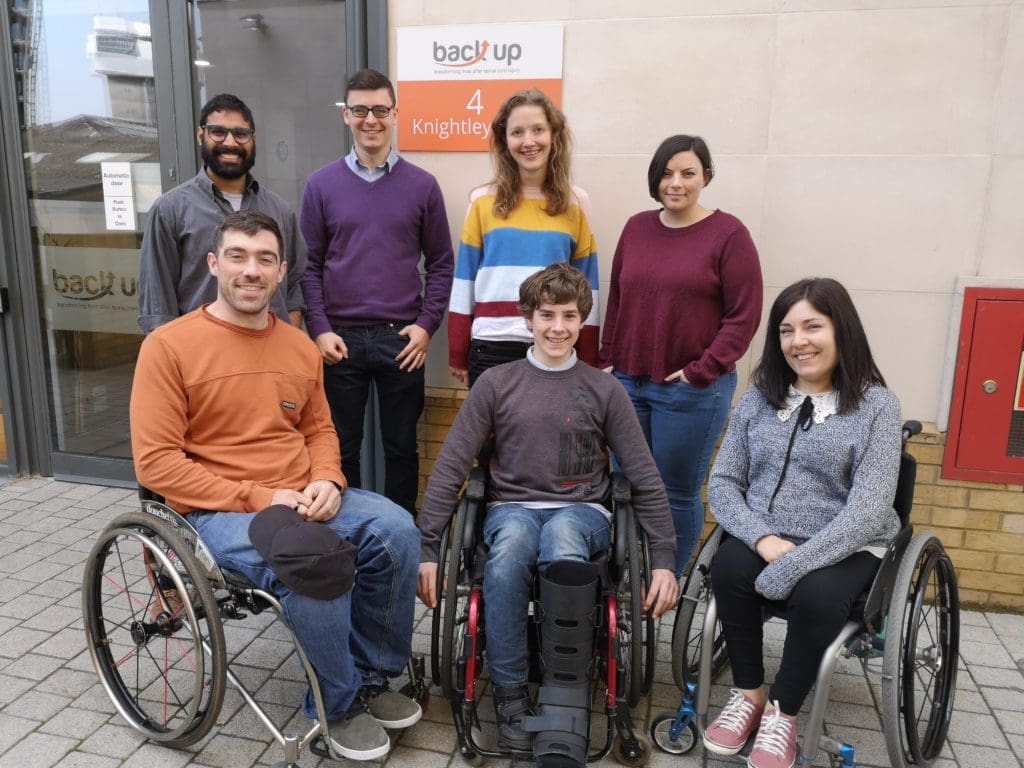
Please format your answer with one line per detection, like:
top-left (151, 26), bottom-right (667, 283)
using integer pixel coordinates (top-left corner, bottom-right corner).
top-left (881, 533), bottom-right (960, 768)
top-left (439, 498), bottom-right (472, 698)
top-left (429, 516), bottom-right (453, 689)
top-left (82, 511), bottom-right (226, 748)
top-left (671, 526), bottom-right (728, 691)
top-left (620, 512), bottom-right (645, 708)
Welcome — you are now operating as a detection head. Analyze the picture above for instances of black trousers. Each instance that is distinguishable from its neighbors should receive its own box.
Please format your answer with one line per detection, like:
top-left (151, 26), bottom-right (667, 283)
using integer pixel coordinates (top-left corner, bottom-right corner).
top-left (710, 535), bottom-right (879, 716)
top-left (322, 322), bottom-right (424, 515)
top-left (467, 339), bottom-right (531, 388)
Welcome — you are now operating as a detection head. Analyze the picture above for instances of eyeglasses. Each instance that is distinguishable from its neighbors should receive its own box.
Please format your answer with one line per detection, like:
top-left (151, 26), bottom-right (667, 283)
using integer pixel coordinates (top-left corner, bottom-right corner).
top-left (202, 124), bottom-right (254, 144)
top-left (346, 104), bottom-right (393, 119)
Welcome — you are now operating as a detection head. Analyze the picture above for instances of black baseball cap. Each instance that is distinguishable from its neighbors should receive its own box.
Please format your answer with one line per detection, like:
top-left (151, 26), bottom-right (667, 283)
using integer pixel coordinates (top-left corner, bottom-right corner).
top-left (248, 505), bottom-right (356, 600)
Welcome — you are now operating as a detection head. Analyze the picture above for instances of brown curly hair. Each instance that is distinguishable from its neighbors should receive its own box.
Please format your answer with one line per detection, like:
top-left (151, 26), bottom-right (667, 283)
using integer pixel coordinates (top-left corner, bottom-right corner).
top-left (489, 88), bottom-right (575, 219)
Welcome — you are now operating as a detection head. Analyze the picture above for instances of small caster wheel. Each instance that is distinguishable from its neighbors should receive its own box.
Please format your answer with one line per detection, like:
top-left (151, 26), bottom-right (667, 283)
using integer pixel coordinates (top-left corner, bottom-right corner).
top-left (650, 713), bottom-right (698, 754)
top-left (459, 744), bottom-right (483, 766)
top-left (613, 733), bottom-right (651, 767)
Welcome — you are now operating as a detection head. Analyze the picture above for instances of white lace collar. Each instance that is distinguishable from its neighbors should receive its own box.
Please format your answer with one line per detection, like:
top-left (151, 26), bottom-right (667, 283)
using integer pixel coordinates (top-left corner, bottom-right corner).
top-left (777, 386), bottom-right (839, 424)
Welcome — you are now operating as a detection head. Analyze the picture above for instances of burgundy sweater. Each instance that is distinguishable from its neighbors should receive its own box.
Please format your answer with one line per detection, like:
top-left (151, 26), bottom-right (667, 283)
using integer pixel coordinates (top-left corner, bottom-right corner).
top-left (599, 210), bottom-right (763, 387)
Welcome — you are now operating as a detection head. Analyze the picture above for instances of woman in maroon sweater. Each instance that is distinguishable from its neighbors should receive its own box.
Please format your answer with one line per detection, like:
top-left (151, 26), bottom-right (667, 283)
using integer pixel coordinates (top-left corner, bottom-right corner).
top-left (599, 135), bottom-right (763, 576)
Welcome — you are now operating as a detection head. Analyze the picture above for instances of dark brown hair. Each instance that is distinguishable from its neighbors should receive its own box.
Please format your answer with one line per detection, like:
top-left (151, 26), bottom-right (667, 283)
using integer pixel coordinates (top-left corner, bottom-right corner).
top-left (752, 277), bottom-right (886, 413)
top-left (517, 263), bottom-right (593, 320)
top-left (213, 210), bottom-right (283, 260)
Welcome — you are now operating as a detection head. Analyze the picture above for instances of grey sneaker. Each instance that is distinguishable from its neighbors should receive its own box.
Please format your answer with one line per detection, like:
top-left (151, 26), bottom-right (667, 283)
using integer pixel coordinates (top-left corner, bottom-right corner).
top-left (363, 684), bottom-right (422, 729)
top-left (327, 708), bottom-right (390, 761)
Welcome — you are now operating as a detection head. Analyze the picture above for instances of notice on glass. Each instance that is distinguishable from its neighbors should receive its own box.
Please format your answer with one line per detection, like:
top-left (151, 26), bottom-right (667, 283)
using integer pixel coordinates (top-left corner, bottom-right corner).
top-left (101, 161), bottom-right (137, 230)
top-left (396, 23), bottom-right (564, 152)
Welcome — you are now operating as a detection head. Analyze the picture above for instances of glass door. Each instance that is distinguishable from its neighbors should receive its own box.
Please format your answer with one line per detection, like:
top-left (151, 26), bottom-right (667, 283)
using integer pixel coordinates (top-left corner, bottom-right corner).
top-left (188, 0), bottom-right (348, 212)
top-left (7, 0), bottom-right (162, 481)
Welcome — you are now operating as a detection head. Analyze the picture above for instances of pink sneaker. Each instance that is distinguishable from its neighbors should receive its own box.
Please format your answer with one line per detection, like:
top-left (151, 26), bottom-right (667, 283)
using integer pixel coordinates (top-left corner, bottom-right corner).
top-left (703, 688), bottom-right (764, 755)
top-left (747, 701), bottom-right (799, 768)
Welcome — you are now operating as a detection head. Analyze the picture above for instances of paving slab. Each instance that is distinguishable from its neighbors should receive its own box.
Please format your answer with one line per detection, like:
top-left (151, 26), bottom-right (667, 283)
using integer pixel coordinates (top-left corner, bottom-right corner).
top-left (1, 477), bottom-right (1023, 768)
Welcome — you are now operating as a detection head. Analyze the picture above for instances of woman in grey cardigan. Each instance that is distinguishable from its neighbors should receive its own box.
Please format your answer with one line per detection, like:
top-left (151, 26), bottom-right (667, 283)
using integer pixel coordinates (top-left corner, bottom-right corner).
top-left (701, 278), bottom-right (901, 768)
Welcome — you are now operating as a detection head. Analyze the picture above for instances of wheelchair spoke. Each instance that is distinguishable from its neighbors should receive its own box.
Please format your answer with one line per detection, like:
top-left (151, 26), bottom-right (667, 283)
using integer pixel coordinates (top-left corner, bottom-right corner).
top-left (83, 514), bottom-right (226, 747)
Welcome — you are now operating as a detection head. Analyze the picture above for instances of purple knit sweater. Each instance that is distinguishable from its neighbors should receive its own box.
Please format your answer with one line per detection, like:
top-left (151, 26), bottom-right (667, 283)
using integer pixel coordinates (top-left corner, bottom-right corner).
top-left (599, 209), bottom-right (763, 387)
top-left (299, 157), bottom-right (454, 338)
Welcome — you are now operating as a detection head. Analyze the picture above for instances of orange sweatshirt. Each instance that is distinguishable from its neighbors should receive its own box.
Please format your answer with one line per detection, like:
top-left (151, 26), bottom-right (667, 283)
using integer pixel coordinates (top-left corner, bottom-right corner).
top-left (130, 307), bottom-right (345, 514)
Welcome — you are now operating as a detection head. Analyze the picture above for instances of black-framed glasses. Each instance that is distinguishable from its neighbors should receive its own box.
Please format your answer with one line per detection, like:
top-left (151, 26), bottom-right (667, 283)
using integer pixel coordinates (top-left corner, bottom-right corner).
top-left (202, 124), bottom-right (254, 144)
top-left (346, 104), bottom-right (393, 119)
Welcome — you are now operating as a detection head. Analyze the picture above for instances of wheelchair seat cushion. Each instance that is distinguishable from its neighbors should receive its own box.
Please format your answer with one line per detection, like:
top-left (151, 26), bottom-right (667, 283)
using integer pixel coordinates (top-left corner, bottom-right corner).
top-left (249, 505), bottom-right (356, 599)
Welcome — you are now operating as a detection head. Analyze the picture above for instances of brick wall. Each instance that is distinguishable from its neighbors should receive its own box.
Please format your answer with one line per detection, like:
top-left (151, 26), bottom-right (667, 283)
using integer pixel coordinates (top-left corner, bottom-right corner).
top-left (903, 430), bottom-right (1024, 611)
top-left (417, 394), bottom-right (1024, 611)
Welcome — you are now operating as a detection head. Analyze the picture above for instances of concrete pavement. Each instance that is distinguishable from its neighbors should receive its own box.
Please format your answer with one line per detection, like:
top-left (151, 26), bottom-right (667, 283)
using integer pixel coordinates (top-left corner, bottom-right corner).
top-left (1, 475), bottom-right (1022, 767)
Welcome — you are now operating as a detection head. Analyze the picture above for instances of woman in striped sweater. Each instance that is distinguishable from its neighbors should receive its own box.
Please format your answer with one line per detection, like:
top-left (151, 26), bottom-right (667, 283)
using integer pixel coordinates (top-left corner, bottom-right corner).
top-left (448, 88), bottom-right (599, 387)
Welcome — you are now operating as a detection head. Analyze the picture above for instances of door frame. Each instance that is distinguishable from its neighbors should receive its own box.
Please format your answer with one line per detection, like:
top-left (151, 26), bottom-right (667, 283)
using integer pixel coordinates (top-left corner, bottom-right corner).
top-left (0, 0), bottom-right (386, 483)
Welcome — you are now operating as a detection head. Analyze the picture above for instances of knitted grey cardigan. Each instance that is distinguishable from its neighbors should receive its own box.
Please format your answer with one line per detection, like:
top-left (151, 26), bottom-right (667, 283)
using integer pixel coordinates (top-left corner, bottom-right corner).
top-left (708, 385), bottom-right (902, 600)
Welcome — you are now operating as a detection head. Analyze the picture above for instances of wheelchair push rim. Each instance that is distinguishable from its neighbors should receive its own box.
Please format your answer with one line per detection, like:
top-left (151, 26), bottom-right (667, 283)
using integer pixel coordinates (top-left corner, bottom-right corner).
top-left (882, 533), bottom-right (960, 768)
top-left (82, 511), bottom-right (226, 748)
top-left (671, 525), bottom-right (728, 691)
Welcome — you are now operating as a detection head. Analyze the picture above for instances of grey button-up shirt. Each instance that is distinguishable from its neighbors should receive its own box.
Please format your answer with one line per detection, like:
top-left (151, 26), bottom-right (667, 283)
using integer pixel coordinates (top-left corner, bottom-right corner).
top-left (137, 169), bottom-right (307, 334)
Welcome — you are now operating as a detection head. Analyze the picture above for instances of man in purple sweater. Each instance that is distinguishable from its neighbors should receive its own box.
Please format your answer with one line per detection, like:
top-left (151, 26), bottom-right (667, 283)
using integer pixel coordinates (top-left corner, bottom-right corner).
top-left (300, 69), bottom-right (454, 515)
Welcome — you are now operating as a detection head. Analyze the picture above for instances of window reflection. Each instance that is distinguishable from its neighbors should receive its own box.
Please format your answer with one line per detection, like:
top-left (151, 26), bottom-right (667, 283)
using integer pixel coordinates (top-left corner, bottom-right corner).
top-left (11, 0), bottom-right (156, 459)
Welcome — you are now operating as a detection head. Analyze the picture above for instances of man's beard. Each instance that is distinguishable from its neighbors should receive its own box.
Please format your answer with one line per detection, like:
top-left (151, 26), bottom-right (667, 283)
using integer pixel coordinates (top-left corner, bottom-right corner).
top-left (202, 142), bottom-right (256, 180)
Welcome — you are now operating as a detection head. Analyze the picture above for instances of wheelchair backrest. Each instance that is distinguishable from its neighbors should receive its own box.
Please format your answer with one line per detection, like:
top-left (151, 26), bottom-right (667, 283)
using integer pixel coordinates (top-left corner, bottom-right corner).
top-left (860, 421), bottom-right (922, 630)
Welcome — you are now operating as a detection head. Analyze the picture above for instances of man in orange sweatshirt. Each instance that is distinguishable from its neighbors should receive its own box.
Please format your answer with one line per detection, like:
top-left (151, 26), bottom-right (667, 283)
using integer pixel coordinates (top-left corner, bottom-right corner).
top-left (130, 210), bottom-right (420, 761)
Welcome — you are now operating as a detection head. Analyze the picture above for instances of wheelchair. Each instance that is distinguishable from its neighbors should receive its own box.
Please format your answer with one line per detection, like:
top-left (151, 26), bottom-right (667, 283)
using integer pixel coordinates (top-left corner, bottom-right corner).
top-left (651, 421), bottom-right (960, 768)
top-left (80, 491), bottom-right (428, 767)
top-left (430, 467), bottom-right (658, 766)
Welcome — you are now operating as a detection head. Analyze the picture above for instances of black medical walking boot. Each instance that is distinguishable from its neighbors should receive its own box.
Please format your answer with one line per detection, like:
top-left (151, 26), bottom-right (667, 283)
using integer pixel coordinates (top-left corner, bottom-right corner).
top-left (522, 560), bottom-right (601, 768)
top-left (492, 684), bottom-right (534, 752)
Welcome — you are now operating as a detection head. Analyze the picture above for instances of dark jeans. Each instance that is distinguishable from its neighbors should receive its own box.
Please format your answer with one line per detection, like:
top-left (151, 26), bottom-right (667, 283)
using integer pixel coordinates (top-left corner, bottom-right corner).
top-left (468, 339), bottom-right (531, 388)
top-left (323, 322), bottom-right (424, 514)
top-left (710, 535), bottom-right (879, 716)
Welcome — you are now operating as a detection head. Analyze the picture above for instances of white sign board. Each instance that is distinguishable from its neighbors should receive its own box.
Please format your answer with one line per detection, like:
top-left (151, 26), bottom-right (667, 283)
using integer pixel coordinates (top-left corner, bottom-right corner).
top-left (101, 162), bottom-right (137, 230)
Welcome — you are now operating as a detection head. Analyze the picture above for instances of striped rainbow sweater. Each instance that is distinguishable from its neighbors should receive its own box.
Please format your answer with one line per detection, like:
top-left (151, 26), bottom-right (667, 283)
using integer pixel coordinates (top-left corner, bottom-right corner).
top-left (447, 194), bottom-right (599, 370)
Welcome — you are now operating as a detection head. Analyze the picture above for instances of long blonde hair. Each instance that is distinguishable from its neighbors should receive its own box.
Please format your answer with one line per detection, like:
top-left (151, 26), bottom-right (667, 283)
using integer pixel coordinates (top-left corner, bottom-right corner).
top-left (489, 88), bottom-right (575, 219)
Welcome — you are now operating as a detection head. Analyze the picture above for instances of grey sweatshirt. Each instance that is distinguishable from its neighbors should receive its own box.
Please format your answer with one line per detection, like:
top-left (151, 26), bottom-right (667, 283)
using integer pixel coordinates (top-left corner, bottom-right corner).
top-left (708, 385), bottom-right (902, 600)
top-left (418, 358), bottom-right (676, 571)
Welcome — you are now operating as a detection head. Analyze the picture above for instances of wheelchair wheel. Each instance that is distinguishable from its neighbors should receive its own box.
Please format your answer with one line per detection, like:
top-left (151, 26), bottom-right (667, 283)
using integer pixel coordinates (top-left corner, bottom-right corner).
top-left (619, 514), bottom-right (646, 708)
top-left (438, 498), bottom-right (472, 698)
top-left (429, 516), bottom-right (453, 688)
top-left (671, 526), bottom-right (728, 691)
top-left (82, 511), bottom-right (226, 748)
top-left (650, 713), bottom-right (698, 755)
top-left (882, 533), bottom-right (960, 768)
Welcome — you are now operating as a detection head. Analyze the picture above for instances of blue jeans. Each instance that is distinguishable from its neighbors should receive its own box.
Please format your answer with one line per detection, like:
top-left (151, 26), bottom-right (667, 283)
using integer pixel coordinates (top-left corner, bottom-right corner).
top-left (614, 370), bottom-right (736, 576)
top-left (323, 322), bottom-right (425, 514)
top-left (190, 489), bottom-right (420, 720)
top-left (481, 503), bottom-right (610, 687)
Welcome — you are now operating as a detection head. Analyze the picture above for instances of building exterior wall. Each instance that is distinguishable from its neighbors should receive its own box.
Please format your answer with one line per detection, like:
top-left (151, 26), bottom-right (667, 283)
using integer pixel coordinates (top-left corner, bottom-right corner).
top-left (398, 2), bottom-right (1024, 607)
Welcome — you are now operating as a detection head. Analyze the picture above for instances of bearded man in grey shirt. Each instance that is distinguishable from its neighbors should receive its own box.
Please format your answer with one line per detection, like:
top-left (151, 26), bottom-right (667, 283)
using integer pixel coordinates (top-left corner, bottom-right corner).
top-left (138, 93), bottom-right (306, 333)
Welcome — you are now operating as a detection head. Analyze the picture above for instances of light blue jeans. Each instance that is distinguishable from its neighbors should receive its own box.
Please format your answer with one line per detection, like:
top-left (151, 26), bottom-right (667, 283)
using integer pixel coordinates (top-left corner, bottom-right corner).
top-left (481, 503), bottom-right (610, 687)
top-left (614, 370), bottom-right (736, 576)
top-left (190, 488), bottom-right (420, 720)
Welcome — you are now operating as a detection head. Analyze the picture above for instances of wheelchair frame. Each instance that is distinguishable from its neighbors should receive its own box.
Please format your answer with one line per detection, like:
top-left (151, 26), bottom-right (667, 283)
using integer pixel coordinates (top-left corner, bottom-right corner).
top-left (650, 421), bottom-right (961, 768)
top-left (430, 469), bottom-right (657, 766)
top-left (81, 498), bottom-right (428, 768)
